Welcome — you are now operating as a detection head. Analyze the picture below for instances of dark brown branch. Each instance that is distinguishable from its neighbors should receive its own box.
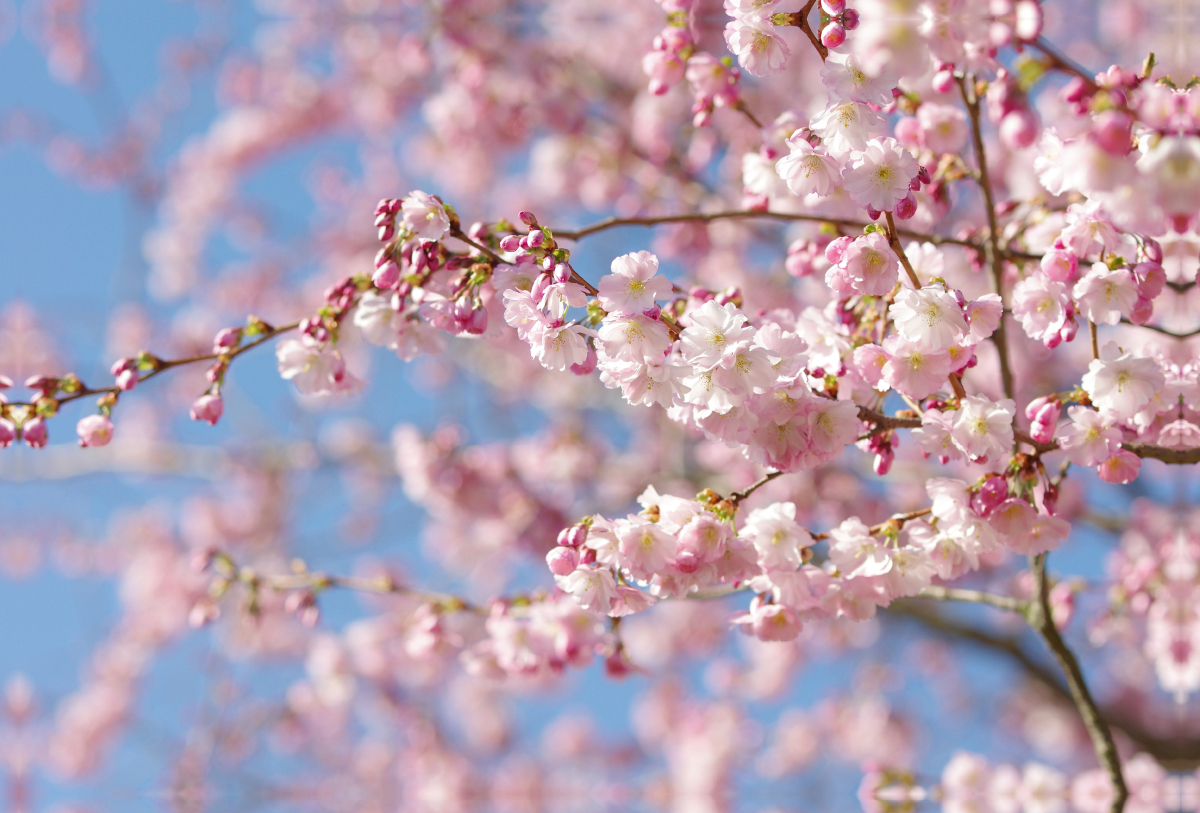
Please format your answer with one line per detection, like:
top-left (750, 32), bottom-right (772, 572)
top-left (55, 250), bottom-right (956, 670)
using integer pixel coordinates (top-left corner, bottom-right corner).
top-left (1027, 553), bottom-right (1127, 813)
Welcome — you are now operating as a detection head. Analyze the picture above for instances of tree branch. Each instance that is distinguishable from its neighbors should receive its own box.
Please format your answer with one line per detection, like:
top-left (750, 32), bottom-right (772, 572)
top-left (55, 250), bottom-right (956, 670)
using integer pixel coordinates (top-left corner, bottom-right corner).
top-left (1027, 553), bottom-right (1128, 813)
top-left (959, 74), bottom-right (1016, 401)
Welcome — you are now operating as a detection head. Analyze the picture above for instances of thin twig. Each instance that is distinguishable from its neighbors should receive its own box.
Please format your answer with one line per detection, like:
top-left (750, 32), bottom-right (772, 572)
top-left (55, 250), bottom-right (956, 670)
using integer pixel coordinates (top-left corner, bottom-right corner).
top-left (730, 470), bottom-right (785, 505)
top-left (550, 209), bottom-right (980, 247)
top-left (959, 74), bottom-right (1016, 400)
top-left (915, 586), bottom-right (1028, 613)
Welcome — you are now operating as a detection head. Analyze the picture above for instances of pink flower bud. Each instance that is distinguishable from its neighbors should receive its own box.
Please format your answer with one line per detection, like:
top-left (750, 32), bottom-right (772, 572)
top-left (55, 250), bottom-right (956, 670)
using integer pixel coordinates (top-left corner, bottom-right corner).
top-left (840, 8), bottom-right (859, 29)
top-left (465, 306), bottom-right (489, 335)
top-left (999, 108), bottom-right (1040, 149)
top-left (1089, 110), bottom-right (1133, 155)
top-left (499, 234), bottom-right (520, 252)
top-left (553, 264), bottom-right (572, 284)
top-left (541, 255), bottom-right (557, 272)
top-left (110, 357), bottom-right (137, 376)
top-left (570, 345), bottom-right (598, 376)
top-left (373, 259), bottom-right (401, 289)
top-left (873, 446), bottom-right (894, 475)
top-left (893, 194), bottom-right (917, 220)
top-left (190, 394), bottom-right (224, 425)
top-left (1023, 395), bottom-right (1054, 422)
top-left (213, 328), bottom-right (242, 352)
top-left (115, 368), bottom-right (138, 391)
top-left (0, 376), bottom-right (10, 389)
top-left (1061, 76), bottom-right (1089, 104)
top-left (865, 205), bottom-right (881, 221)
top-left (821, 0), bottom-right (845, 11)
top-left (76, 414), bottom-right (114, 448)
top-left (975, 476), bottom-right (1008, 516)
top-left (519, 211), bottom-right (539, 227)
top-left (821, 21), bottom-right (846, 48)
top-left (1141, 238), bottom-right (1163, 264)
top-left (546, 546), bottom-right (580, 576)
top-left (531, 273), bottom-right (552, 302)
top-left (1128, 295), bottom-right (1153, 325)
top-left (24, 376), bottom-right (57, 394)
top-left (0, 419), bottom-right (15, 447)
top-left (932, 70), bottom-right (956, 94)
top-left (1133, 262), bottom-right (1165, 299)
top-left (1040, 248), bottom-right (1079, 282)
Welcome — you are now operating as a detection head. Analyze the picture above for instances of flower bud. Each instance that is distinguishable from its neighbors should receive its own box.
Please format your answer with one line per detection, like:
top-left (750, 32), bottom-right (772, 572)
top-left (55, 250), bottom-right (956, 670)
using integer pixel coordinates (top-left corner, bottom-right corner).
top-left (821, 21), bottom-right (846, 48)
top-left (1128, 295), bottom-right (1153, 325)
top-left (821, 0), bottom-right (845, 11)
top-left (974, 476), bottom-right (1008, 516)
top-left (546, 546), bottom-right (580, 577)
top-left (1133, 262), bottom-right (1165, 299)
top-left (931, 70), bottom-right (956, 94)
top-left (77, 414), bottom-right (114, 448)
top-left (999, 108), bottom-right (1039, 149)
top-left (526, 229), bottom-right (545, 248)
top-left (190, 394), bottom-right (225, 425)
top-left (0, 419), bottom-right (15, 448)
top-left (553, 264), bottom-right (572, 284)
top-left (873, 446), bottom-right (894, 476)
top-left (499, 234), bottom-right (521, 252)
top-left (893, 193), bottom-right (917, 220)
top-left (462, 306), bottom-right (486, 335)
top-left (841, 8), bottom-right (859, 29)
top-left (373, 259), bottom-right (401, 289)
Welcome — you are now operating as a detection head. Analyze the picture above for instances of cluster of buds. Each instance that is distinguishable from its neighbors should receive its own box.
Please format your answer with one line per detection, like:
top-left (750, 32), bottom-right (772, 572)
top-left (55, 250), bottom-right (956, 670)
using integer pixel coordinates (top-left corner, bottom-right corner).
top-left (546, 522), bottom-right (592, 577)
top-left (642, 4), bottom-right (695, 96)
top-left (686, 54), bottom-right (742, 128)
top-left (1023, 395), bottom-right (1062, 445)
top-left (858, 429), bottom-right (898, 476)
top-left (813, 0), bottom-right (859, 49)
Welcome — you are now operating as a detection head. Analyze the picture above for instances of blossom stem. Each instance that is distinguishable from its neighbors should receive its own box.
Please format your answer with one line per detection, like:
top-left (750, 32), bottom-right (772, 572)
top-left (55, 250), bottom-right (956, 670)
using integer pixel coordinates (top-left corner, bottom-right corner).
top-left (551, 209), bottom-right (980, 247)
top-left (1089, 319), bottom-right (1099, 359)
top-left (915, 586), bottom-right (1027, 613)
top-left (884, 211), bottom-right (923, 289)
top-left (1029, 38), bottom-right (1098, 92)
top-left (729, 470), bottom-right (784, 505)
top-left (1026, 553), bottom-right (1129, 813)
top-left (959, 74), bottom-right (1016, 401)
top-left (6, 321), bottom-right (302, 410)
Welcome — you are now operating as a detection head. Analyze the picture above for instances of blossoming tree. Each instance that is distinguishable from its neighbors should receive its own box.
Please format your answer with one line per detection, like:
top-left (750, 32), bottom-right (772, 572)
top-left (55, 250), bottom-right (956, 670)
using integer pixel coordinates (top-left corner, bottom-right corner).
top-left (3, 0), bottom-right (1200, 810)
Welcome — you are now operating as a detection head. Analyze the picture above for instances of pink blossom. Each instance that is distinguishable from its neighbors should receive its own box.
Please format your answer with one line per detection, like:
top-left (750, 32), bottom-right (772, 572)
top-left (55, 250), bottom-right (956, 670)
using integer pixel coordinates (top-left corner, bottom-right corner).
top-left (76, 414), bottom-right (114, 448)
top-left (189, 394), bottom-right (224, 425)
top-left (399, 190), bottom-right (450, 241)
top-left (881, 334), bottom-right (952, 400)
top-left (1081, 343), bottom-right (1166, 421)
top-left (1098, 449), bottom-right (1141, 484)
top-left (723, 17), bottom-right (789, 76)
top-left (951, 396), bottom-right (1016, 461)
top-left (842, 138), bottom-right (919, 212)
top-left (597, 251), bottom-right (672, 316)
